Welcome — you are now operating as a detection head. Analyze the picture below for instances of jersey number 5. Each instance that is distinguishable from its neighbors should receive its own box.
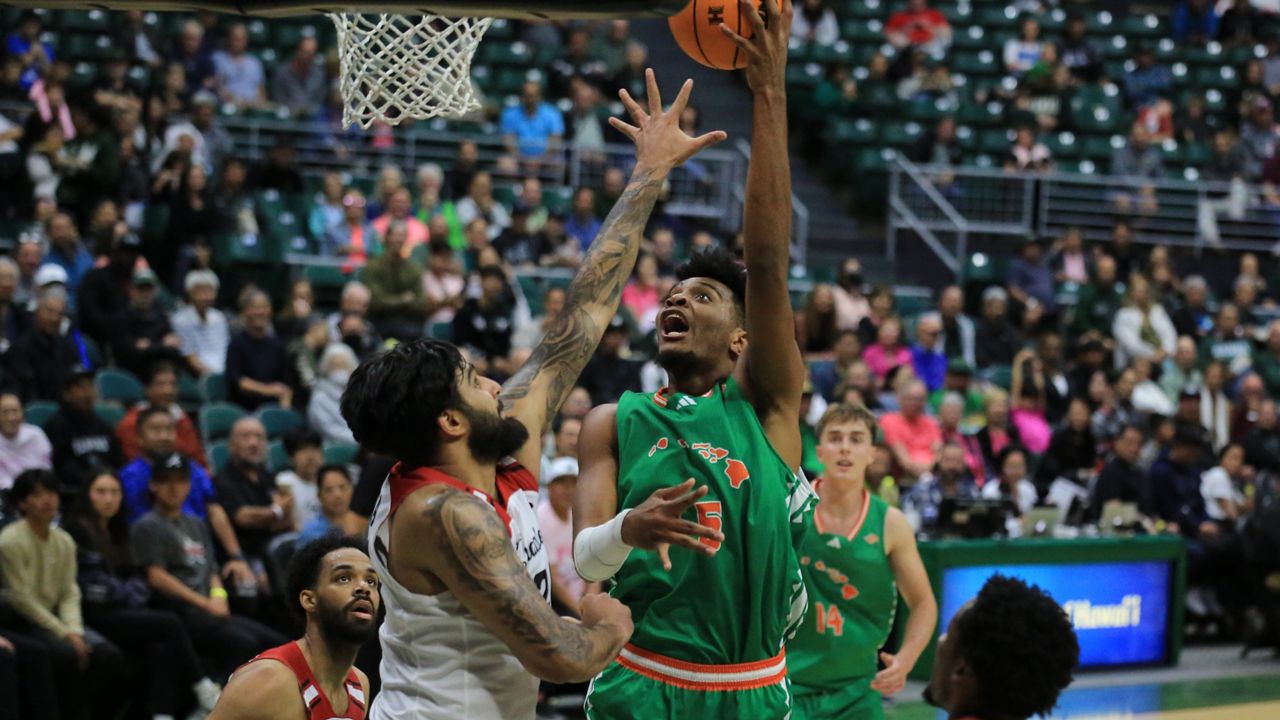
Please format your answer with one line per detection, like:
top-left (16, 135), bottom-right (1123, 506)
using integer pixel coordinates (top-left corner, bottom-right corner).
top-left (814, 602), bottom-right (845, 636)
top-left (695, 501), bottom-right (723, 551)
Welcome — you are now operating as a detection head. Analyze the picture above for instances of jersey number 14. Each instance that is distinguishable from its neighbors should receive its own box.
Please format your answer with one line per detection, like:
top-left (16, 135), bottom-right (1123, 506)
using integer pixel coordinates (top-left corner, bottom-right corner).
top-left (814, 602), bottom-right (845, 636)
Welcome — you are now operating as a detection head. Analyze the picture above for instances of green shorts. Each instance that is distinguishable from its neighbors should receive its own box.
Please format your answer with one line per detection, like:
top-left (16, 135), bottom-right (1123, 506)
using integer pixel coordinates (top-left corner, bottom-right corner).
top-left (585, 646), bottom-right (792, 720)
top-left (792, 677), bottom-right (882, 720)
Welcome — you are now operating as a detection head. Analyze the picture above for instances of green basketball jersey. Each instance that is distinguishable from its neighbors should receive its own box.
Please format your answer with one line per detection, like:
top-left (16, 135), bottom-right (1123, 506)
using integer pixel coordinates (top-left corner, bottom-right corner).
top-left (788, 484), bottom-right (897, 689)
top-left (612, 376), bottom-right (816, 664)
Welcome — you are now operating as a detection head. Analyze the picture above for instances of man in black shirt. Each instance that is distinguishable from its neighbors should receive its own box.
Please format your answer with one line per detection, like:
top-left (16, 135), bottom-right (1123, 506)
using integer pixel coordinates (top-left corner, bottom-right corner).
top-left (579, 314), bottom-right (643, 405)
top-left (225, 290), bottom-right (290, 410)
top-left (8, 287), bottom-right (93, 403)
top-left (493, 202), bottom-right (548, 267)
top-left (76, 230), bottom-right (141, 349)
top-left (1089, 424), bottom-right (1147, 522)
top-left (452, 266), bottom-right (516, 377)
top-left (42, 367), bottom-right (124, 492)
top-left (214, 417), bottom-right (292, 581)
top-left (108, 266), bottom-right (185, 377)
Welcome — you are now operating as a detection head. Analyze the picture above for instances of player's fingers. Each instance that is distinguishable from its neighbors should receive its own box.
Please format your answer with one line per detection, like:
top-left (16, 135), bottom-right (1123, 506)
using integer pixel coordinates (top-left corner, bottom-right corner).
top-left (717, 23), bottom-right (756, 55)
top-left (671, 519), bottom-right (724, 540)
top-left (618, 88), bottom-right (648, 126)
top-left (655, 478), bottom-right (697, 500)
top-left (879, 651), bottom-right (895, 665)
top-left (663, 532), bottom-right (715, 555)
top-left (608, 116), bottom-right (639, 140)
top-left (742, 0), bottom-right (768, 34)
top-left (669, 78), bottom-right (694, 117)
top-left (691, 130), bottom-right (729, 152)
top-left (657, 542), bottom-right (672, 571)
top-left (645, 68), bottom-right (662, 117)
top-left (667, 484), bottom-right (711, 511)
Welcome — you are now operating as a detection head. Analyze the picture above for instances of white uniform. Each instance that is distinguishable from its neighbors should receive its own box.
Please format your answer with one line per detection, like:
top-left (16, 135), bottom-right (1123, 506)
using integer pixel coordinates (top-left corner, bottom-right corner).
top-left (368, 461), bottom-right (551, 720)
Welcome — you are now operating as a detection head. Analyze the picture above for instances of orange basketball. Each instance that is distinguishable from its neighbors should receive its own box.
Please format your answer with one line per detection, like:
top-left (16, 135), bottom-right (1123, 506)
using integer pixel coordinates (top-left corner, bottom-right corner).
top-left (669, 0), bottom-right (763, 70)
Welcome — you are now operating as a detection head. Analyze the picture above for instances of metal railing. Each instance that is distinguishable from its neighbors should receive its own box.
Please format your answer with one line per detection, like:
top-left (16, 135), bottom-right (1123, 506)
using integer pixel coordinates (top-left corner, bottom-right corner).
top-left (888, 153), bottom-right (1280, 274)
top-left (730, 138), bottom-right (811, 268)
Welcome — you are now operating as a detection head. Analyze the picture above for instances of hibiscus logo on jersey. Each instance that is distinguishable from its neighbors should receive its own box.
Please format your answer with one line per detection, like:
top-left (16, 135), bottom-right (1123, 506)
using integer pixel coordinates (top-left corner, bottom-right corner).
top-left (646, 437), bottom-right (752, 489)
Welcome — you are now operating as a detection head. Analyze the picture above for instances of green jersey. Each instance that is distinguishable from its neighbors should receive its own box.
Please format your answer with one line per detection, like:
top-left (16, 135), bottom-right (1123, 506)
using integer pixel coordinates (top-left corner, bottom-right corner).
top-left (611, 377), bottom-right (816, 664)
top-left (789, 484), bottom-right (897, 689)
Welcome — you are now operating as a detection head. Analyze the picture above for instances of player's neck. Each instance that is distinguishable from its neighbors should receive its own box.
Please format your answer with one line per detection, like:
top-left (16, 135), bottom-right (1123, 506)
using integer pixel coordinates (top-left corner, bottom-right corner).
top-left (299, 631), bottom-right (359, 704)
top-left (433, 453), bottom-right (498, 497)
top-left (666, 366), bottom-right (728, 397)
top-left (818, 475), bottom-right (867, 517)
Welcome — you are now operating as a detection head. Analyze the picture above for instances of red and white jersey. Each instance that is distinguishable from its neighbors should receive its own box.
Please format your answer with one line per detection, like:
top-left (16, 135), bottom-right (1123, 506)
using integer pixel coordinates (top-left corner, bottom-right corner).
top-left (240, 640), bottom-right (366, 720)
top-left (368, 461), bottom-right (550, 720)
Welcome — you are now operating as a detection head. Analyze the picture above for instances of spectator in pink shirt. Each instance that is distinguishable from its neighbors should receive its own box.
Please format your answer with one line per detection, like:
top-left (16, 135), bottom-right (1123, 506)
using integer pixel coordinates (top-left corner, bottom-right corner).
top-left (0, 392), bottom-right (52, 490)
top-left (622, 254), bottom-right (661, 335)
top-left (371, 187), bottom-right (429, 257)
top-left (880, 379), bottom-right (943, 481)
top-left (862, 316), bottom-right (912, 383)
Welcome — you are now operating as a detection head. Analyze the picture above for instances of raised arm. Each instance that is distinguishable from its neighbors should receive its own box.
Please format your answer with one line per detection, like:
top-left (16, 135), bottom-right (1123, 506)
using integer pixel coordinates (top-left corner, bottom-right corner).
top-left (500, 71), bottom-right (726, 473)
top-left (722, 0), bottom-right (807, 469)
top-left (410, 488), bottom-right (633, 683)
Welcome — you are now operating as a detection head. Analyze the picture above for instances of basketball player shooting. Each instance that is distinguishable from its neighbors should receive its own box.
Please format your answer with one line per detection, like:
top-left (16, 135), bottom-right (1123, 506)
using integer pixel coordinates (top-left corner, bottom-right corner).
top-left (339, 70), bottom-right (726, 720)
top-left (208, 535), bottom-right (379, 720)
top-left (572, 1), bottom-right (815, 717)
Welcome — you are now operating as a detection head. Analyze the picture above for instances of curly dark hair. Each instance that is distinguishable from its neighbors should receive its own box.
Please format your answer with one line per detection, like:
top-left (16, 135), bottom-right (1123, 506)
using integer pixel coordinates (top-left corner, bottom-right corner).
top-left (674, 247), bottom-right (747, 322)
top-left (341, 338), bottom-right (466, 466)
top-left (285, 534), bottom-right (369, 621)
top-left (955, 574), bottom-right (1079, 718)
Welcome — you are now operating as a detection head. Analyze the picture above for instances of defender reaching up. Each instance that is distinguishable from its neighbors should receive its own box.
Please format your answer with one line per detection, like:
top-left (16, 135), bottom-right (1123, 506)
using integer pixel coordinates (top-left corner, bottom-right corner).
top-left (573, 2), bottom-right (815, 717)
top-left (340, 71), bottom-right (726, 720)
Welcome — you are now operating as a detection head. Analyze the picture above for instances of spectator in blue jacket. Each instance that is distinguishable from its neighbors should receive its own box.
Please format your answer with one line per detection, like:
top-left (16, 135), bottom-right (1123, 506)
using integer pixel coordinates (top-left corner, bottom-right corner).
top-left (4, 11), bottom-right (52, 90)
top-left (1172, 0), bottom-right (1220, 47)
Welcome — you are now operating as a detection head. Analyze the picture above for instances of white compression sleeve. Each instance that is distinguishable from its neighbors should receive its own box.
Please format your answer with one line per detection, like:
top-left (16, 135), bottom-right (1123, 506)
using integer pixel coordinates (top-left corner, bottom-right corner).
top-left (572, 509), bottom-right (634, 583)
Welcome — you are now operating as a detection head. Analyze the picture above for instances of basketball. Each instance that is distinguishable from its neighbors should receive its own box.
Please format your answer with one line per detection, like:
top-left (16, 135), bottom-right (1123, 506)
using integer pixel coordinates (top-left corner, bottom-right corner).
top-left (669, 0), bottom-right (763, 70)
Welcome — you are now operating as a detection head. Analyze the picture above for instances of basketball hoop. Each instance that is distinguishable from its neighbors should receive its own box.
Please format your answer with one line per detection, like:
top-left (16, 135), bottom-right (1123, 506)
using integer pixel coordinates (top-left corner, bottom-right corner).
top-left (329, 12), bottom-right (493, 130)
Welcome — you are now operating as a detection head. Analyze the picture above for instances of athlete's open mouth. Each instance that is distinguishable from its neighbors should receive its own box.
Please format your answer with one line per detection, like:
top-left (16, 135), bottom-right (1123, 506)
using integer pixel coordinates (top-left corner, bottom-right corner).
top-left (348, 599), bottom-right (375, 620)
top-left (660, 310), bottom-right (690, 340)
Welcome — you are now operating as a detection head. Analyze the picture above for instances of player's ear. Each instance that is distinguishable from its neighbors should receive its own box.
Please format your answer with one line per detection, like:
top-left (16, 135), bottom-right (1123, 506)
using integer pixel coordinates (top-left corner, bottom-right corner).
top-left (438, 408), bottom-right (467, 441)
top-left (729, 327), bottom-right (748, 360)
top-left (299, 589), bottom-right (318, 614)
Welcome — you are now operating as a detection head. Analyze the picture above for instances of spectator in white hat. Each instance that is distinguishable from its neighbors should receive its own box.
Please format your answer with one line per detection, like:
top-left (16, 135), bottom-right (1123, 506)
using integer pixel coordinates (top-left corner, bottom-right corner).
top-left (537, 457), bottom-right (594, 613)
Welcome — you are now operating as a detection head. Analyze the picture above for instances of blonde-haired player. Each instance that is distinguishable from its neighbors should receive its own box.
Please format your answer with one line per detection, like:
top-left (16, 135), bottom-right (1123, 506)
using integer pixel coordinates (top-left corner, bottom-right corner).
top-left (788, 403), bottom-right (938, 719)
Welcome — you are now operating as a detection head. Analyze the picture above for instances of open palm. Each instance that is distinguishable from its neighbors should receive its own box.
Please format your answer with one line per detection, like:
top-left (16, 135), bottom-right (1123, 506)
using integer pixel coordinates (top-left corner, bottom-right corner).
top-left (611, 69), bottom-right (728, 177)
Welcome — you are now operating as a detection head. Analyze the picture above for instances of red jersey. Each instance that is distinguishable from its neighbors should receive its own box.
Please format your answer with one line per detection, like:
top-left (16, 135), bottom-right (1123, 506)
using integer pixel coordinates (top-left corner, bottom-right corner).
top-left (244, 641), bottom-right (367, 720)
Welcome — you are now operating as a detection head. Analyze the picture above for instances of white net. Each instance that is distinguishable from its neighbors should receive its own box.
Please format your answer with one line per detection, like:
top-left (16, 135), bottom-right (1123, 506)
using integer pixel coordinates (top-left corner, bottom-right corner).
top-left (328, 12), bottom-right (493, 130)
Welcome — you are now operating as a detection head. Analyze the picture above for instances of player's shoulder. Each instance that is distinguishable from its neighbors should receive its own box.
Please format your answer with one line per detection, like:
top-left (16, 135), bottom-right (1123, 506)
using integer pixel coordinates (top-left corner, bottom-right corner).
top-left (212, 657), bottom-right (304, 720)
top-left (580, 403), bottom-right (619, 450)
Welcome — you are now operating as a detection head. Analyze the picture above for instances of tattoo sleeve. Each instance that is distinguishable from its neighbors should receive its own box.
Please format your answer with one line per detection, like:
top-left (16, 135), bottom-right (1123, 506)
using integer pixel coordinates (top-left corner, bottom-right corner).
top-left (500, 169), bottom-right (665, 429)
top-left (426, 490), bottom-right (623, 680)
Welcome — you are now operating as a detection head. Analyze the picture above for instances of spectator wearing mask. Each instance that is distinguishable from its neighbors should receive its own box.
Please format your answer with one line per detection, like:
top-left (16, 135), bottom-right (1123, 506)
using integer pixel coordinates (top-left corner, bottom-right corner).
top-left (1113, 273), bottom-right (1176, 367)
top-left (215, 417), bottom-right (292, 575)
top-left (0, 392), bottom-right (52, 490)
top-left (225, 290), bottom-right (291, 410)
top-left (1072, 255), bottom-right (1124, 339)
top-left (1088, 423), bottom-right (1147, 522)
top-left (172, 269), bottom-right (229, 377)
top-left (903, 442), bottom-right (978, 532)
top-left (297, 465), bottom-right (366, 542)
top-left (109, 266), bottom-right (185, 378)
top-left (273, 430), bottom-right (325, 531)
top-left (63, 470), bottom-right (223, 718)
top-left (452, 265), bottom-right (518, 377)
top-left (116, 361), bottom-right (206, 467)
top-left (270, 37), bottom-right (325, 117)
top-left (500, 80), bottom-right (564, 161)
top-left (43, 367), bottom-right (124, 491)
top-left (0, 469), bottom-right (128, 717)
top-left (578, 314), bottom-right (643, 406)
top-left (881, 379), bottom-right (942, 481)
top-left (1161, 336), bottom-right (1204, 405)
top-left (538, 457), bottom-right (595, 612)
top-left (885, 0), bottom-right (952, 54)
top-left (974, 286), bottom-right (1021, 368)
top-left (308, 343), bottom-right (358, 446)
top-left (911, 313), bottom-right (947, 392)
top-left (982, 446), bottom-right (1037, 515)
top-left (454, 172), bottom-right (511, 243)
top-left (76, 230), bottom-right (143, 350)
top-left (131, 456), bottom-right (286, 680)
top-left (42, 213), bottom-right (93, 305)
top-left (212, 23), bottom-right (266, 109)
top-left (365, 222), bottom-right (426, 341)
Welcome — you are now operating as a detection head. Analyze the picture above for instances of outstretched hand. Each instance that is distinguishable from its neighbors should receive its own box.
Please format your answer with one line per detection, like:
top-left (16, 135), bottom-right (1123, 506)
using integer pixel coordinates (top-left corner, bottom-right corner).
top-left (719, 0), bottom-right (793, 93)
top-left (620, 478), bottom-right (724, 571)
top-left (871, 651), bottom-right (912, 696)
top-left (611, 69), bottom-right (727, 179)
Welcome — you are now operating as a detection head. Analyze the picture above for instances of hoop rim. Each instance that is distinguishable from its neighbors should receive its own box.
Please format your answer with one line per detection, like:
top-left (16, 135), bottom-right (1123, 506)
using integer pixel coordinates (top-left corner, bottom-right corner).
top-left (1, 0), bottom-right (687, 19)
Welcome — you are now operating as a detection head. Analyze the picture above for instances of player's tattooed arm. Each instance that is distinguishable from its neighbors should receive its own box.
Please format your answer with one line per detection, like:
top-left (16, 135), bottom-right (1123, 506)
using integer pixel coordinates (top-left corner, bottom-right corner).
top-left (420, 489), bottom-right (633, 683)
top-left (500, 70), bottom-right (726, 474)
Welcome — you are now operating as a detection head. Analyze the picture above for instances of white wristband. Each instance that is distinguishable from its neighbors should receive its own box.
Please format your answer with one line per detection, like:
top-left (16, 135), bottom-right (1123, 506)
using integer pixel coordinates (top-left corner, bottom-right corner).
top-left (573, 509), bottom-right (634, 583)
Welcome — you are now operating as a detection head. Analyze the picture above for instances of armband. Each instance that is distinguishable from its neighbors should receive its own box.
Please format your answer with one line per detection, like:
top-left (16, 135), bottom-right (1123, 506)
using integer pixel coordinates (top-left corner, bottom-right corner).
top-left (573, 509), bottom-right (634, 583)
top-left (210, 587), bottom-right (229, 600)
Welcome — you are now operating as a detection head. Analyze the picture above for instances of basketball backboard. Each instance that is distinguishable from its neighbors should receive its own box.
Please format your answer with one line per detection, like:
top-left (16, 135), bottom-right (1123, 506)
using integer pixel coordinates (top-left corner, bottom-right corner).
top-left (0, 0), bottom-right (686, 19)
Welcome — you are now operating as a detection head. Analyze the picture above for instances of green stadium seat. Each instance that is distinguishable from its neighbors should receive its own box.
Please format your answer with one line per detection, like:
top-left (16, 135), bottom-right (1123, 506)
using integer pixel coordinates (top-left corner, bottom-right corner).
top-left (200, 402), bottom-right (246, 443)
top-left (1104, 34), bottom-right (1131, 61)
top-left (246, 19), bottom-right (270, 45)
top-left (96, 369), bottom-right (144, 406)
top-left (483, 40), bottom-right (535, 67)
top-left (178, 373), bottom-right (204, 414)
top-left (60, 9), bottom-right (110, 32)
top-left (951, 50), bottom-right (999, 78)
top-left (429, 322), bottom-right (454, 341)
top-left (1119, 13), bottom-right (1163, 39)
top-left (881, 122), bottom-right (925, 150)
top-left (62, 33), bottom-right (114, 61)
top-left (323, 442), bottom-right (360, 466)
top-left (1043, 131), bottom-right (1080, 159)
top-left (257, 406), bottom-right (304, 439)
top-left (1081, 135), bottom-right (1118, 162)
top-left (1085, 10), bottom-right (1115, 33)
top-left (1195, 66), bottom-right (1239, 91)
top-left (200, 373), bottom-right (226, 404)
top-left (841, 0), bottom-right (887, 20)
top-left (272, 23), bottom-right (319, 52)
top-left (812, 41), bottom-right (855, 66)
top-left (977, 128), bottom-right (1012, 154)
top-left (976, 5), bottom-right (1019, 31)
top-left (840, 19), bottom-right (884, 45)
top-left (269, 440), bottom-right (289, 473)
top-left (208, 441), bottom-right (230, 475)
top-left (24, 401), bottom-right (58, 428)
top-left (95, 403), bottom-right (125, 429)
top-left (956, 100), bottom-right (1005, 127)
top-left (982, 365), bottom-right (1013, 391)
top-left (302, 265), bottom-right (351, 310)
